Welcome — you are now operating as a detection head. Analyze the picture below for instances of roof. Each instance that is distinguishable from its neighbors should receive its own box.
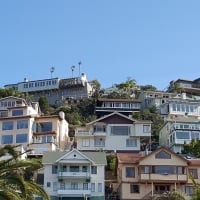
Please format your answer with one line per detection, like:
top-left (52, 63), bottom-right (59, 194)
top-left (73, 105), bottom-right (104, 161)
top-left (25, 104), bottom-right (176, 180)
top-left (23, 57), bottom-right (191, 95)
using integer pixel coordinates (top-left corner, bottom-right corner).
top-left (42, 150), bottom-right (107, 165)
top-left (117, 146), bottom-right (189, 165)
top-left (87, 111), bottom-right (138, 125)
top-left (117, 153), bottom-right (144, 164)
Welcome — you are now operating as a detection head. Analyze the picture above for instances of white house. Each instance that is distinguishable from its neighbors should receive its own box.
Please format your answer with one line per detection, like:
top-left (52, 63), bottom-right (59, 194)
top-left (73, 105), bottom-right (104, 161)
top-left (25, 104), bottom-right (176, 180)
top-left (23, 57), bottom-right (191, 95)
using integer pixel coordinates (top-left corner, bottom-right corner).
top-left (75, 112), bottom-right (152, 152)
top-left (42, 148), bottom-right (107, 200)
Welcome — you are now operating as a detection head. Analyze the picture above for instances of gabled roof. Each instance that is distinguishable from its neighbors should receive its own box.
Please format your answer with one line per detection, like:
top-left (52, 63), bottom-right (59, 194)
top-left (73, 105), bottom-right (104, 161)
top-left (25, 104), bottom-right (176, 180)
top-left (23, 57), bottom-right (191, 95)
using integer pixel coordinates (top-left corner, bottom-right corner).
top-left (87, 111), bottom-right (137, 125)
top-left (42, 149), bottom-right (107, 165)
top-left (138, 146), bottom-right (189, 164)
top-left (117, 146), bottom-right (189, 165)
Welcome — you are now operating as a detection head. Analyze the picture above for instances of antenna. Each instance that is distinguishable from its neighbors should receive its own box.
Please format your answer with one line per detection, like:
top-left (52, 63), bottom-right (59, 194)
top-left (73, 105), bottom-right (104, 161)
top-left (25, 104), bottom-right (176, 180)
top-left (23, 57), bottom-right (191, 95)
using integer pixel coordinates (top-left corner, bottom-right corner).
top-left (50, 66), bottom-right (55, 79)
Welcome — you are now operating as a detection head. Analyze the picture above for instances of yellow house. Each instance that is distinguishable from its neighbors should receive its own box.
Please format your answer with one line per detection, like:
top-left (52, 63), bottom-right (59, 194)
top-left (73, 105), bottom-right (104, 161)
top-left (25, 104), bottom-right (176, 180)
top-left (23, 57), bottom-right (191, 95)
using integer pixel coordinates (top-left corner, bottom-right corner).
top-left (116, 147), bottom-right (200, 200)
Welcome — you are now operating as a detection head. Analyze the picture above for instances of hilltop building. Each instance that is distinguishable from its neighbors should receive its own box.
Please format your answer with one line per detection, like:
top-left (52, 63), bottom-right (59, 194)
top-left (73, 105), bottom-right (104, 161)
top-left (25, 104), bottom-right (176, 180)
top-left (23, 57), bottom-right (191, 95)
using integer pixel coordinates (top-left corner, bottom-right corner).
top-left (4, 73), bottom-right (94, 106)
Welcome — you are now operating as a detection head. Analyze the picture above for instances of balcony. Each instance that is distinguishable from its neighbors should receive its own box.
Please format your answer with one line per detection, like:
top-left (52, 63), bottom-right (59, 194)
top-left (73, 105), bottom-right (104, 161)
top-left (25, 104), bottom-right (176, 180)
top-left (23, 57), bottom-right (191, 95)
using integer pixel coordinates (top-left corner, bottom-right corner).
top-left (75, 130), bottom-right (93, 137)
top-left (27, 143), bottom-right (57, 155)
top-left (58, 171), bottom-right (90, 180)
top-left (57, 188), bottom-right (91, 197)
top-left (93, 131), bottom-right (106, 136)
top-left (140, 173), bottom-right (187, 183)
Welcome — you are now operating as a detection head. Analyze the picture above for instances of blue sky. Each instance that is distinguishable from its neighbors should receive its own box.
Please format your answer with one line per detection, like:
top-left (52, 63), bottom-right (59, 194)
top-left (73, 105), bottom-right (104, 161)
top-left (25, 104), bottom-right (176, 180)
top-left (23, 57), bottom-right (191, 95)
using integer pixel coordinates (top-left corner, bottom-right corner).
top-left (0, 0), bottom-right (200, 91)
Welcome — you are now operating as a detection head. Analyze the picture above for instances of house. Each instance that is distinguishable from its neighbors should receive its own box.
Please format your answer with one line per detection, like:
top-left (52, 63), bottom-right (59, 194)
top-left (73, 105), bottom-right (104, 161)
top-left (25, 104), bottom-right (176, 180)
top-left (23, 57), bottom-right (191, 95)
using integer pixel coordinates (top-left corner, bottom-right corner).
top-left (168, 78), bottom-right (200, 97)
top-left (4, 73), bottom-right (93, 106)
top-left (0, 96), bottom-right (69, 156)
top-left (42, 148), bottom-right (107, 200)
top-left (116, 146), bottom-right (200, 200)
top-left (137, 90), bottom-right (185, 111)
top-left (95, 98), bottom-right (141, 118)
top-left (159, 115), bottom-right (200, 153)
top-left (75, 112), bottom-right (152, 152)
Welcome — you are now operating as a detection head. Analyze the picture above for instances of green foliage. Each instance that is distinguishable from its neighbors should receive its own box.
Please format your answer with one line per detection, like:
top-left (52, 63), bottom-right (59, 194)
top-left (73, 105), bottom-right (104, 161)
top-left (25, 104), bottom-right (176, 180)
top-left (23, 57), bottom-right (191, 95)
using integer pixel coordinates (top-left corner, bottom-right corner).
top-left (0, 145), bottom-right (50, 200)
top-left (155, 191), bottom-right (189, 200)
top-left (140, 84), bottom-right (157, 91)
top-left (132, 108), bottom-right (164, 143)
top-left (39, 96), bottom-right (49, 114)
top-left (106, 154), bottom-right (116, 171)
top-left (182, 139), bottom-right (200, 158)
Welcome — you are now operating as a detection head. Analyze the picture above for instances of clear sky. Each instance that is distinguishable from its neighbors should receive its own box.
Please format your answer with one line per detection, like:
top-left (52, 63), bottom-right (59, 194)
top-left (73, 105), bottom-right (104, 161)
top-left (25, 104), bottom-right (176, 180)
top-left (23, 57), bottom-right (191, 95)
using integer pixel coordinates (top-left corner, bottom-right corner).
top-left (0, 0), bottom-right (200, 91)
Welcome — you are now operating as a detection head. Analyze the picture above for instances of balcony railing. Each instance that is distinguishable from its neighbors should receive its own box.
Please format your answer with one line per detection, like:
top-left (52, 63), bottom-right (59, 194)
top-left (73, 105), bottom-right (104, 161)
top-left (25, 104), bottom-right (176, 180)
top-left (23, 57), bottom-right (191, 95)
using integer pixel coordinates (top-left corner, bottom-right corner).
top-left (57, 188), bottom-right (91, 197)
top-left (76, 130), bottom-right (106, 137)
top-left (58, 171), bottom-right (90, 180)
top-left (140, 173), bottom-right (187, 182)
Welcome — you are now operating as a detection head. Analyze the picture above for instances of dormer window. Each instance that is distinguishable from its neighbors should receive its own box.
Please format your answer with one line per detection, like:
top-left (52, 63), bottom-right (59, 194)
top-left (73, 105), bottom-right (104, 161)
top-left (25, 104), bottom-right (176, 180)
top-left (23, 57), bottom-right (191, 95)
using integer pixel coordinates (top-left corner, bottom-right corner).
top-left (155, 150), bottom-right (171, 159)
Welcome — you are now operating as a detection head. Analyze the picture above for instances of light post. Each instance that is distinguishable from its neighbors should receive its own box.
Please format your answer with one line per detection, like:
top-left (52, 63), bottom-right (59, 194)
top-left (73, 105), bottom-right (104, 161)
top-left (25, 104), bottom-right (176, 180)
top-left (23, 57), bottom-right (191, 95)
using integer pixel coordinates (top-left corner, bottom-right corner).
top-left (71, 65), bottom-right (75, 77)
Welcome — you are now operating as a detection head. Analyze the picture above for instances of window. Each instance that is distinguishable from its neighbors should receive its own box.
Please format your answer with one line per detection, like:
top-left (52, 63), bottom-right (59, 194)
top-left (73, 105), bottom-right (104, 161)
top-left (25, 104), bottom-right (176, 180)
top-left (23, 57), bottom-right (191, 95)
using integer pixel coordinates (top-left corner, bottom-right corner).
top-left (82, 139), bottom-right (90, 147)
top-left (126, 167), bottom-right (135, 177)
top-left (71, 183), bottom-right (78, 189)
top-left (141, 166), bottom-right (150, 174)
top-left (82, 166), bottom-right (87, 172)
top-left (2, 135), bottom-right (13, 144)
top-left (94, 125), bottom-right (106, 132)
top-left (130, 184), bottom-right (140, 193)
top-left (36, 122), bottom-right (52, 132)
top-left (189, 169), bottom-right (198, 179)
top-left (47, 182), bottom-right (51, 187)
top-left (185, 186), bottom-right (194, 196)
top-left (16, 133), bottom-right (28, 143)
top-left (110, 126), bottom-right (130, 136)
top-left (176, 131), bottom-right (190, 139)
top-left (143, 125), bottom-right (150, 133)
top-left (98, 183), bottom-right (102, 192)
top-left (52, 165), bottom-right (58, 174)
top-left (94, 138), bottom-right (105, 147)
top-left (12, 109), bottom-right (23, 116)
top-left (126, 139), bottom-right (137, 147)
top-left (2, 121), bottom-right (13, 130)
top-left (83, 183), bottom-right (88, 190)
top-left (17, 120), bottom-right (28, 129)
top-left (91, 183), bottom-right (95, 192)
top-left (177, 166), bottom-right (185, 174)
top-left (152, 166), bottom-right (176, 174)
top-left (70, 166), bottom-right (79, 172)
top-left (53, 182), bottom-right (57, 191)
top-left (91, 166), bottom-right (97, 174)
top-left (155, 151), bottom-right (171, 159)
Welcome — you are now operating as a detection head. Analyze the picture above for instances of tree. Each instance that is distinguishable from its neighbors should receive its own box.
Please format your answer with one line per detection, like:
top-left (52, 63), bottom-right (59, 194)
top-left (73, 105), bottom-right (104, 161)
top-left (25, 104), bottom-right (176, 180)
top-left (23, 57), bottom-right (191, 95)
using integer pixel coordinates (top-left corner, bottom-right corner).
top-left (39, 96), bottom-right (49, 114)
top-left (140, 84), bottom-right (157, 91)
top-left (182, 139), bottom-right (200, 158)
top-left (0, 145), bottom-right (50, 200)
top-left (155, 191), bottom-right (189, 200)
top-left (132, 107), bottom-right (164, 143)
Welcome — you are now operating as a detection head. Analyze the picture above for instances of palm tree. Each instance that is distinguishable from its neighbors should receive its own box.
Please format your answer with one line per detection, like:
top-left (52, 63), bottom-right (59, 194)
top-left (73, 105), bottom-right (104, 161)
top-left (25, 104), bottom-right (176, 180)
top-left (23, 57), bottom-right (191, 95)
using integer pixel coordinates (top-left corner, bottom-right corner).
top-left (155, 191), bottom-right (189, 200)
top-left (0, 145), bottom-right (50, 200)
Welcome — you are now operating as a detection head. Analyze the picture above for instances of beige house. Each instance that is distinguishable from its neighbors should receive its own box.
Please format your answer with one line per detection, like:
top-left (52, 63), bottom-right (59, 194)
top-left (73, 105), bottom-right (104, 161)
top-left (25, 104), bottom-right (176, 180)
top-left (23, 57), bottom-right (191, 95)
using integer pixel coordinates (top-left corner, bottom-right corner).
top-left (0, 96), bottom-right (69, 156)
top-left (116, 146), bottom-right (200, 200)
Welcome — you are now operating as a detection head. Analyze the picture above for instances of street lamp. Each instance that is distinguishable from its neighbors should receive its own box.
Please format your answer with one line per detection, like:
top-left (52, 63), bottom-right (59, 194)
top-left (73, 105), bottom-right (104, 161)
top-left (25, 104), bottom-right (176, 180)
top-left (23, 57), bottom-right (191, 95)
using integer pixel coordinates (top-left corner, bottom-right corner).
top-left (71, 65), bottom-right (75, 77)
top-left (78, 61), bottom-right (82, 76)
top-left (50, 66), bottom-right (55, 79)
